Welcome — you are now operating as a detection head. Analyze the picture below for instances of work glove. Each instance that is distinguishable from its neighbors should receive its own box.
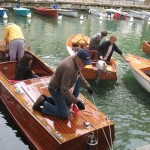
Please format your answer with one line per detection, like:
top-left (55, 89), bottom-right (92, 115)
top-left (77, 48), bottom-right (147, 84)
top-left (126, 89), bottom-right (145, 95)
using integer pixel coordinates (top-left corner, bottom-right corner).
top-left (87, 87), bottom-right (94, 95)
top-left (76, 101), bottom-right (85, 110)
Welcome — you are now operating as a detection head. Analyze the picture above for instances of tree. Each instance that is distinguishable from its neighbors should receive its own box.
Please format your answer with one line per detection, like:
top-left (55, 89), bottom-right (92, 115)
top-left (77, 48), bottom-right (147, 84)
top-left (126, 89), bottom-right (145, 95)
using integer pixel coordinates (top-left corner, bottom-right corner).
top-left (144, 0), bottom-right (150, 5)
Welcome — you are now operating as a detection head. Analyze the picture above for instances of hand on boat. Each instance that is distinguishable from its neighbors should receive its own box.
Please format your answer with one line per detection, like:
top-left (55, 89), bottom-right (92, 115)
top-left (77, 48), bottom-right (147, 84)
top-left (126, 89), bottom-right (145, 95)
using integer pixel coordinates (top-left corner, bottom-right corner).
top-left (125, 57), bottom-right (130, 62)
top-left (76, 101), bottom-right (85, 110)
top-left (87, 87), bottom-right (94, 95)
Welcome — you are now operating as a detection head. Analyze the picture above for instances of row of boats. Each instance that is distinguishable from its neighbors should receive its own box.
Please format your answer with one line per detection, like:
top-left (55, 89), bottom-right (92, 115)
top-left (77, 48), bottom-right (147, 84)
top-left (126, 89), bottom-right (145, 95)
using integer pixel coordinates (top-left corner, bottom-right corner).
top-left (89, 8), bottom-right (150, 20)
top-left (1, 6), bottom-right (150, 22)
top-left (0, 7), bottom-right (78, 19)
top-left (0, 33), bottom-right (149, 149)
top-left (67, 34), bottom-right (150, 93)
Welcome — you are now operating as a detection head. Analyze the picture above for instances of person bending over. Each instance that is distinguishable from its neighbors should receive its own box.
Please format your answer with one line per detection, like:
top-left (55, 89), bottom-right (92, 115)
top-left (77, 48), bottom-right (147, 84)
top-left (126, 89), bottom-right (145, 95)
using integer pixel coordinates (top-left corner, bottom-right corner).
top-left (89, 31), bottom-right (108, 51)
top-left (15, 54), bottom-right (38, 80)
top-left (3, 23), bottom-right (25, 62)
top-left (98, 35), bottom-right (128, 63)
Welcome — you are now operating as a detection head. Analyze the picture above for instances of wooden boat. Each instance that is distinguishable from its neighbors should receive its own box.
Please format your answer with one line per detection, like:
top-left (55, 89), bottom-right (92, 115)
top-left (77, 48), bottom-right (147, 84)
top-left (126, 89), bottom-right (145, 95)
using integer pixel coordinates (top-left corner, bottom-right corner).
top-left (66, 34), bottom-right (117, 80)
top-left (13, 7), bottom-right (31, 18)
top-left (141, 41), bottom-right (150, 55)
top-left (127, 54), bottom-right (150, 93)
top-left (58, 9), bottom-right (78, 17)
top-left (0, 40), bottom-right (115, 150)
top-left (0, 8), bottom-right (8, 18)
top-left (34, 7), bottom-right (58, 18)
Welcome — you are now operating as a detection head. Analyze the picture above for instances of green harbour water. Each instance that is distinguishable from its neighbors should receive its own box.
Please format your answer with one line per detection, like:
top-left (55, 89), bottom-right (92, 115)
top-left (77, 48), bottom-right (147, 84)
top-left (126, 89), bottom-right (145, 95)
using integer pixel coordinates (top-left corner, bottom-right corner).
top-left (0, 10), bottom-right (150, 150)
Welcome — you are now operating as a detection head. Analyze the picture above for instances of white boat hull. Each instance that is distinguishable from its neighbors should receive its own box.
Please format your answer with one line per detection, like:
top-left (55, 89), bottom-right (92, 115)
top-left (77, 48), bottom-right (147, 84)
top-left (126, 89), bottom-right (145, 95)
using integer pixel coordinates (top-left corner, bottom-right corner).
top-left (130, 66), bottom-right (150, 93)
top-left (58, 9), bottom-right (78, 17)
top-left (127, 54), bottom-right (150, 93)
top-left (126, 10), bottom-right (145, 20)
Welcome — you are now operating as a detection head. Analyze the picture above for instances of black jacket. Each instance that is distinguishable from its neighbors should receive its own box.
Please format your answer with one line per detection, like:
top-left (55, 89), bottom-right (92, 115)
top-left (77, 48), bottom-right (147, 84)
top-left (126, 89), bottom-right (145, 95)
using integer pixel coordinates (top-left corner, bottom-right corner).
top-left (15, 64), bottom-right (34, 80)
top-left (98, 41), bottom-right (122, 61)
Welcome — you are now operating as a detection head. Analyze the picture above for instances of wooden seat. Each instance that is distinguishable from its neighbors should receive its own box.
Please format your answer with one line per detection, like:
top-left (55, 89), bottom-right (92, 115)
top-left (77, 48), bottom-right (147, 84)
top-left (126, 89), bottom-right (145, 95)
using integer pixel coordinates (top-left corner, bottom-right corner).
top-left (0, 61), bottom-right (17, 80)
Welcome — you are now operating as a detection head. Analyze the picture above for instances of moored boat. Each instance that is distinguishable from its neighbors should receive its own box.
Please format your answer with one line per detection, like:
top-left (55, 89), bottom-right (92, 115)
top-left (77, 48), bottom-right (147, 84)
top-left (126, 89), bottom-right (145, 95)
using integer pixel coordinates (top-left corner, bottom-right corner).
top-left (127, 54), bottom-right (150, 93)
top-left (0, 8), bottom-right (8, 19)
top-left (0, 40), bottom-right (115, 150)
top-left (141, 41), bottom-right (150, 55)
top-left (66, 34), bottom-right (117, 81)
top-left (34, 7), bottom-right (58, 18)
top-left (58, 9), bottom-right (78, 17)
top-left (13, 7), bottom-right (31, 18)
top-left (89, 8), bottom-right (101, 17)
top-left (126, 10), bottom-right (145, 20)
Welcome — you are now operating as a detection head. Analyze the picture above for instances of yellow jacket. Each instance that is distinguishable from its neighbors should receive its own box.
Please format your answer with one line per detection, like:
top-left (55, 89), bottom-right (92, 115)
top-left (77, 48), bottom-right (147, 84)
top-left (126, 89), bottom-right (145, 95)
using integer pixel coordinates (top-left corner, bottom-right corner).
top-left (3, 23), bottom-right (25, 45)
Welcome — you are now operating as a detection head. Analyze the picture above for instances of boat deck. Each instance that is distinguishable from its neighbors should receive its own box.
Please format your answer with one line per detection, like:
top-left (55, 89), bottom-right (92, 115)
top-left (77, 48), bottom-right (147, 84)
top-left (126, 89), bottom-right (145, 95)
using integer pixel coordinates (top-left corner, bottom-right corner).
top-left (0, 75), bottom-right (114, 149)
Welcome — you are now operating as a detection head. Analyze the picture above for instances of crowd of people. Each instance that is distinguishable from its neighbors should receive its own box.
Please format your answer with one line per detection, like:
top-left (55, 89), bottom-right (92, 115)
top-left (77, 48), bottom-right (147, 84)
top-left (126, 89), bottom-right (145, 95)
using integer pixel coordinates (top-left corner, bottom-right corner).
top-left (3, 22), bottom-right (128, 119)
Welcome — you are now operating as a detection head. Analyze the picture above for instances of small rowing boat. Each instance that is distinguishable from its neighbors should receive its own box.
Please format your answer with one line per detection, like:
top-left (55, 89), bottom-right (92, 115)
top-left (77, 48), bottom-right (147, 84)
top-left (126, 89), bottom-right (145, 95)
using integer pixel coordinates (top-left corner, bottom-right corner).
top-left (0, 40), bottom-right (115, 149)
top-left (127, 54), bottom-right (150, 93)
top-left (34, 7), bottom-right (58, 18)
top-left (141, 41), bottom-right (150, 55)
top-left (66, 34), bottom-right (117, 81)
top-left (13, 7), bottom-right (31, 18)
top-left (58, 9), bottom-right (78, 17)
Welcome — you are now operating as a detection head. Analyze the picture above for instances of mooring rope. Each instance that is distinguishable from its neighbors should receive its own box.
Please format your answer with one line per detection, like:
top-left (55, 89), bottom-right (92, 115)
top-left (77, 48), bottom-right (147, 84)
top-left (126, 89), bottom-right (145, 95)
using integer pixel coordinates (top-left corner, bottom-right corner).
top-left (90, 95), bottom-right (113, 150)
top-left (105, 117), bottom-right (113, 150)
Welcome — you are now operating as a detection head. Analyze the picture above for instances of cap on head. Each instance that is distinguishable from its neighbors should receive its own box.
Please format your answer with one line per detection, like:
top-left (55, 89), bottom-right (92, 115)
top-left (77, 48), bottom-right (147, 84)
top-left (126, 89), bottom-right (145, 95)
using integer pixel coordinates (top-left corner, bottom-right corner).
top-left (77, 49), bottom-right (92, 65)
top-left (101, 31), bottom-right (107, 37)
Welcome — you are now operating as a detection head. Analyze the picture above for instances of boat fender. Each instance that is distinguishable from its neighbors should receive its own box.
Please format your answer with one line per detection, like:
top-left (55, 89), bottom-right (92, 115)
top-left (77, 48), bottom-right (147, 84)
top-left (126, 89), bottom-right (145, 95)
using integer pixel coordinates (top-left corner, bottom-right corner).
top-left (3, 12), bottom-right (8, 19)
top-left (97, 60), bottom-right (107, 71)
top-left (15, 86), bottom-right (24, 94)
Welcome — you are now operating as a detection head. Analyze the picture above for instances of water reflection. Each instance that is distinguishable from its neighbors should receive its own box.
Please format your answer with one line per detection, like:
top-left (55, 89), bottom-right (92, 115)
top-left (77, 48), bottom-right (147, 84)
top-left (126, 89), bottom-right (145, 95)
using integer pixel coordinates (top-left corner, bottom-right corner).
top-left (0, 17), bottom-right (8, 25)
top-left (14, 15), bottom-right (32, 25)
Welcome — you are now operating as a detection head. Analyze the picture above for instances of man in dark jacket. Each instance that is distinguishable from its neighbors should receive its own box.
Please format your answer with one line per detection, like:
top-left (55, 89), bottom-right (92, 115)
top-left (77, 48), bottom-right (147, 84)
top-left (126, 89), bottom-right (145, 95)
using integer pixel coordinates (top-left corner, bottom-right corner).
top-left (33, 49), bottom-right (94, 119)
top-left (98, 35), bottom-right (128, 63)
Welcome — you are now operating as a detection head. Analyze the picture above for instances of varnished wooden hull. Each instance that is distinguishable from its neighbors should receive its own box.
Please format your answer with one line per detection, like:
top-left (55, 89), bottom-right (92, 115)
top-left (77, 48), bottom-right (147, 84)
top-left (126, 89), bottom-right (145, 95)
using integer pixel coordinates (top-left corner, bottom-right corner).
top-left (0, 46), bottom-right (115, 149)
top-left (127, 54), bottom-right (150, 93)
top-left (66, 34), bottom-right (117, 80)
top-left (142, 41), bottom-right (150, 55)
